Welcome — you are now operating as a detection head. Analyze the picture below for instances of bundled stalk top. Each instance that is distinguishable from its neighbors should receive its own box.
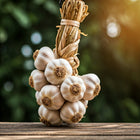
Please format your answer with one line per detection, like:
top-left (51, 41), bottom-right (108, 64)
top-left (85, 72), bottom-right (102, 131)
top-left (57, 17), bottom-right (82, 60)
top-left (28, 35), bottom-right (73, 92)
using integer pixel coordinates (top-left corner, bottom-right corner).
top-left (55, 0), bottom-right (89, 75)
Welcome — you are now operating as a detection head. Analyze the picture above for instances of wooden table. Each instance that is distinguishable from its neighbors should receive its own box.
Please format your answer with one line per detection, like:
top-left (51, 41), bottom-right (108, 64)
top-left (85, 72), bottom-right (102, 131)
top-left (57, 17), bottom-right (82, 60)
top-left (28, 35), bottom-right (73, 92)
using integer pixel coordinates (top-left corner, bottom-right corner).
top-left (0, 122), bottom-right (140, 139)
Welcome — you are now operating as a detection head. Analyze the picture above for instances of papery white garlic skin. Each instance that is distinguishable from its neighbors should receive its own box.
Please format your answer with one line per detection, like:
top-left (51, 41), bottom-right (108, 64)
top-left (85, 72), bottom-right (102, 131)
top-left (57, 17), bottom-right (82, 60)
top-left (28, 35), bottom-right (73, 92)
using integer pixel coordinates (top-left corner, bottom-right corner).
top-left (38, 105), bottom-right (62, 126)
top-left (82, 74), bottom-right (100, 84)
top-left (45, 59), bottom-right (72, 85)
top-left (80, 99), bottom-right (88, 108)
top-left (41, 85), bottom-right (64, 110)
top-left (81, 74), bottom-right (101, 101)
top-left (34, 47), bottom-right (55, 71)
top-left (61, 76), bottom-right (86, 102)
top-left (35, 91), bottom-right (42, 105)
top-left (60, 101), bottom-right (86, 124)
top-left (29, 70), bottom-right (48, 91)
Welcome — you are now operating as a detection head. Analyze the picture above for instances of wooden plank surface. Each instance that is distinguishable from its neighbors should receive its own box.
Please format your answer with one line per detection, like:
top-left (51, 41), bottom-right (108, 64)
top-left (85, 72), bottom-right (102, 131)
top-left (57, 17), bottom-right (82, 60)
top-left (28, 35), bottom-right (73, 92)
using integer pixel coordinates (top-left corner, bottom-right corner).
top-left (0, 123), bottom-right (140, 140)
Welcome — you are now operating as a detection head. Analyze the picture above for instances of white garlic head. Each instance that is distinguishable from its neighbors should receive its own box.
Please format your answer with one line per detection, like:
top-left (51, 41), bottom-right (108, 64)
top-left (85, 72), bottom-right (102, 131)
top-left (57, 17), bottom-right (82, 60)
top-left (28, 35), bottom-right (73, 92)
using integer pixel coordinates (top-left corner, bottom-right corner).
top-left (38, 105), bottom-right (62, 126)
top-left (35, 91), bottom-right (42, 105)
top-left (60, 101), bottom-right (86, 124)
top-left (81, 74), bottom-right (101, 101)
top-left (33, 47), bottom-right (55, 71)
top-left (45, 59), bottom-right (72, 85)
top-left (61, 76), bottom-right (86, 102)
top-left (40, 85), bottom-right (64, 110)
top-left (29, 70), bottom-right (48, 91)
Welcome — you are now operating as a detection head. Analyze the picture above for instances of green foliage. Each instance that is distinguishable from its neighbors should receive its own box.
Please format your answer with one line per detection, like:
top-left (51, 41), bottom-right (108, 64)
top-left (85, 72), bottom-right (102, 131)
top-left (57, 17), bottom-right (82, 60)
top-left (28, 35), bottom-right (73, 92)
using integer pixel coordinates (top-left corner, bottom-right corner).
top-left (0, 0), bottom-right (140, 122)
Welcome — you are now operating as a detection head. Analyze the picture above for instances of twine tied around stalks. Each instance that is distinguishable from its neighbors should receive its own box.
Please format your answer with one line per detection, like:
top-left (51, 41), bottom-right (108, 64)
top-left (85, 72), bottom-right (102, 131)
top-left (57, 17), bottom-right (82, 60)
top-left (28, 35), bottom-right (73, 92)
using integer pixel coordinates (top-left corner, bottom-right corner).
top-left (54, 0), bottom-right (89, 76)
top-left (61, 19), bottom-right (80, 27)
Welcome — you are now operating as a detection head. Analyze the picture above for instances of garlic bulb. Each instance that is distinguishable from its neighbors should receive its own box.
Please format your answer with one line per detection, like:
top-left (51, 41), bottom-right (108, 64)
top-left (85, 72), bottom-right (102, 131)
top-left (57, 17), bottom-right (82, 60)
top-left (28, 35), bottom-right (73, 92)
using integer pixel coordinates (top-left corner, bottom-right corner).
top-left (38, 105), bottom-right (62, 126)
top-left (80, 99), bottom-right (88, 108)
top-left (29, 70), bottom-right (48, 91)
top-left (81, 74), bottom-right (101, 101)
top-left (35, 91), bottom-right (42, 105)
top-left (45, 59), bottom-right (72, 85)
top-left (33, 47), bottom-right (55, 71)
top-left (61, 76), bottom-right (86, 102)
top-left (40, 85), bottom-right (64, 110)
top-left (60, 101), bottom-right (86, 124)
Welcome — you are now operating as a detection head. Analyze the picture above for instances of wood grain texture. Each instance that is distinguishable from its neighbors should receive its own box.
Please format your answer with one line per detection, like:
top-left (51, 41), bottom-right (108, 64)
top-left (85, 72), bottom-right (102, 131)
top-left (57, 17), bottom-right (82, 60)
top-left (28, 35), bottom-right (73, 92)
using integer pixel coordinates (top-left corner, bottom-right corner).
top-left (0, 123), bottom-right (140, 139)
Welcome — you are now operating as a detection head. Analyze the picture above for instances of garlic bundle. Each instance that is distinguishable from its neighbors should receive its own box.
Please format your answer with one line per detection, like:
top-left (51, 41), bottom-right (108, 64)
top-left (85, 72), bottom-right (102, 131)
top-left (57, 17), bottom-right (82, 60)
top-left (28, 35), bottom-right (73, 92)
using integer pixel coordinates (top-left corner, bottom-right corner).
top-left (61, 76), bottom-right (86, 102)
top-left (29, 0), bottom-right (100, 126)
top-left (33, 47), bottom-right (55, 71)
top-left (29, 0), bottom-right (101, 126)
top-left (81, 74), bottom-right (101, 101)
top-left (29, 47), bottom-right (101, 126)
top-left (60, 101), bottom-right (86, 124)
top-left (29, 46), bottom-right (101, 126)
top-left (38, 105), bottom-right (62, 126)
top-left (29, 70), bottom-right (48, 91)
top-left (45, 59), bottom-right (72, 85)
top-left (40, 85), bottom-right (64, 110)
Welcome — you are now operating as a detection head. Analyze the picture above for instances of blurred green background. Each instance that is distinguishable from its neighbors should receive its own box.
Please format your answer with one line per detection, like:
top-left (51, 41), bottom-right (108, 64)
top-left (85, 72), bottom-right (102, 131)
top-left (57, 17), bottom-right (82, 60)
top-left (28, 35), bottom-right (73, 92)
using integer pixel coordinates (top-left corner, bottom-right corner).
top-left (0, 0), bottom-right (140, 122)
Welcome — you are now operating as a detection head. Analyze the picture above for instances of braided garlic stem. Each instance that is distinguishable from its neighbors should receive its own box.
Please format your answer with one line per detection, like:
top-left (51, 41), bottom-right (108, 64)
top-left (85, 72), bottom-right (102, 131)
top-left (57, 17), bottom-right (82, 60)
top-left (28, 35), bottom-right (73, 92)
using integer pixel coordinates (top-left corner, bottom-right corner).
top-left (55, 0), bottom-right (89, 75)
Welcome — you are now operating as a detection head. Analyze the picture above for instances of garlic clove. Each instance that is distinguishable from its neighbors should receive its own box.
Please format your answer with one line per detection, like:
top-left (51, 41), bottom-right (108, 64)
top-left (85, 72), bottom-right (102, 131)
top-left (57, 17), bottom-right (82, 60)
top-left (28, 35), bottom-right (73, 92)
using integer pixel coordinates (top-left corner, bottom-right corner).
top-left (35, 91), bottom-right (42, 105)
top-left (60, 101), bottom-right (86, 124)
top-left (80, 99), bottom-right (88, 108)
top-left (29, 69), bottom-right (48, 91)
top-left (45, 59), bottom-right (72, 85)
top-left (38, 105), bottom-right (62, 126)
top-left (40, 85), bottom-right (65, 110)
top-left (81, 74), bottom-right (101, 101)
top-left (61, 76), bottom-right (86, 102)
top-left (33, 47), bottom-right (55, 71)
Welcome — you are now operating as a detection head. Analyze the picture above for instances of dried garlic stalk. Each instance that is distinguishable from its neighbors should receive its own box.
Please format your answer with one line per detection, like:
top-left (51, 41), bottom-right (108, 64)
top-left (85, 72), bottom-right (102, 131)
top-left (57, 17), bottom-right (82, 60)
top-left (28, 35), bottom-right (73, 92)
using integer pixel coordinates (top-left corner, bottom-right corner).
top-left (54, 0), bottom-right (89, 75)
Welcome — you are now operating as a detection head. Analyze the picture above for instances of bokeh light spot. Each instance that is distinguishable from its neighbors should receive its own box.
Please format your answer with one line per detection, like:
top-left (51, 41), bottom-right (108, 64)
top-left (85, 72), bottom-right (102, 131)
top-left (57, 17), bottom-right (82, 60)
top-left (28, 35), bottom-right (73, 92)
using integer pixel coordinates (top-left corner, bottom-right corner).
top-left (31, 32), bottom-right (42, 45)
top-left (24, 60), bottom-right (34, 70)
top-left (107, 22), bottom-right (121, 38)
top-left (21, 45), bottom-right (33, 57)
top-left (130, 0), bottom-right (137, 2)
top-left (4, 81), bottom-right (14, 92)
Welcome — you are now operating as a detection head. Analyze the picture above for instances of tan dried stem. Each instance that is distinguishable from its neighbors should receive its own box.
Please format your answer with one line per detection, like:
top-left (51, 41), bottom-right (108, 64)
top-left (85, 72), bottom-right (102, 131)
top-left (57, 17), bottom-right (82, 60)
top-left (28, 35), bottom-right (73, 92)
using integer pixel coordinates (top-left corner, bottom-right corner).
top-left (55, 0), bottom-right (89, 75)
